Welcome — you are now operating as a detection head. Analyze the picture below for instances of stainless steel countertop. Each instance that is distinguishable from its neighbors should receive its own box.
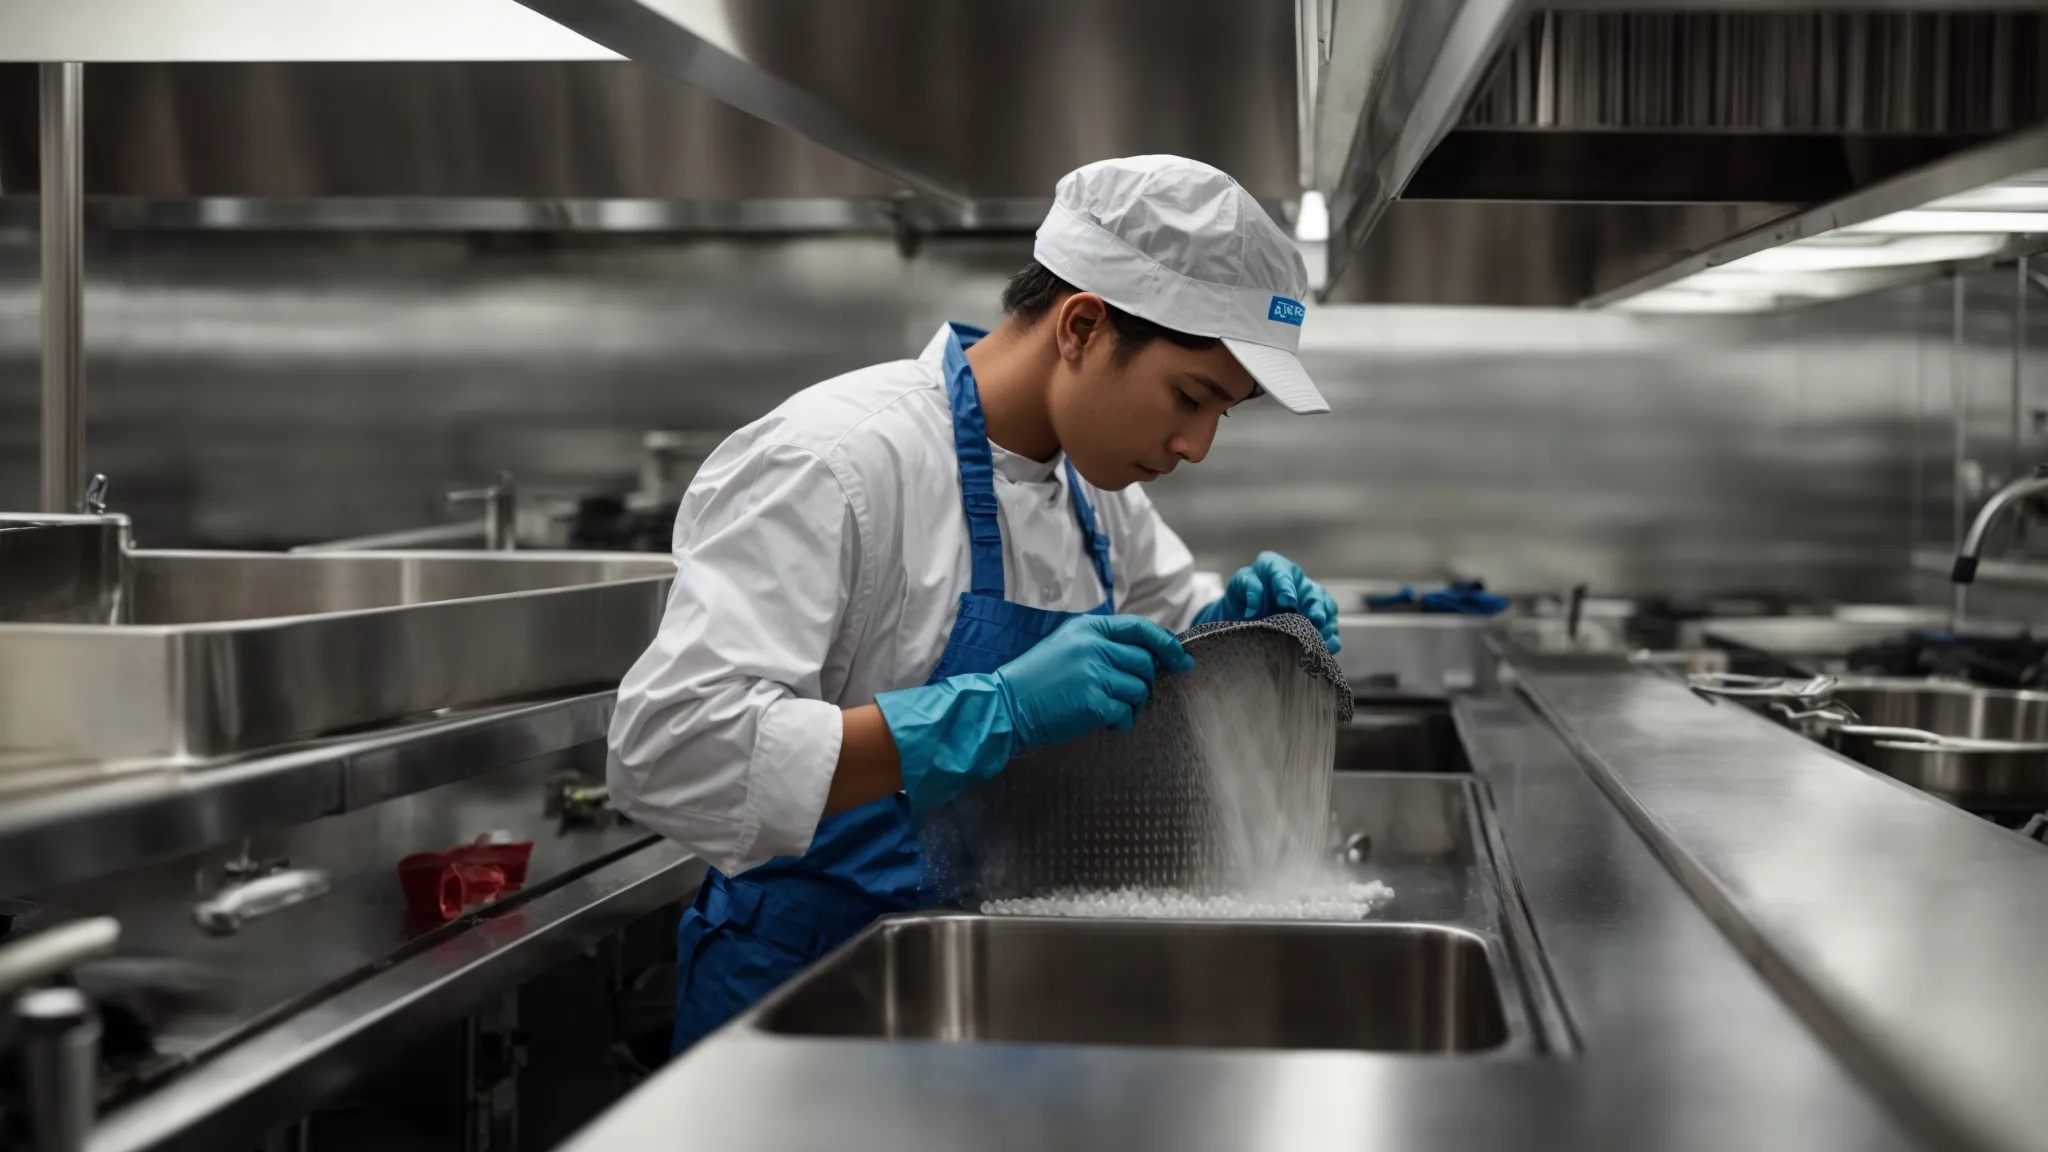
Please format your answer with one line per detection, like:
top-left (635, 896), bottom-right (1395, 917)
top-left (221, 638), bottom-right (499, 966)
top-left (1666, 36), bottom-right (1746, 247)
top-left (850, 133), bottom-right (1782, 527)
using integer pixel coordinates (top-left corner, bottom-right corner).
top-left (30, 755), bottom-right (649, 1071)
top-left (1515, 662), bottom-right (2048, 1152)
top-left (557, 686), bottom-right (1925, 1152)
top-left (86, 840), bottom-right (703, 1152)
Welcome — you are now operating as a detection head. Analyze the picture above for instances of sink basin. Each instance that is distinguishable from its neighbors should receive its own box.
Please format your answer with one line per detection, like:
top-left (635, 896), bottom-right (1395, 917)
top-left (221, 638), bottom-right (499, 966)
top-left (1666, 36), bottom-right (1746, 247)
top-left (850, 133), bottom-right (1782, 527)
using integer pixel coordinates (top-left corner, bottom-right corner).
top-left (1704, 616), bottom-right (2028, 676)
top-left (0, 550), bottom-right (672, 765)
top-left (1337, 700), bottom-right (1469, 773)
top-left (743, 773), bottom-right (1565, 1056)
top-left (753, 915), bottom-right (1510, 1053)
top-left (125, 550), bottom-right (672, 624)
top-left (1827, 678), bottom-right (2048, 810)
top-left (0, 515), bottom-right (127, 624)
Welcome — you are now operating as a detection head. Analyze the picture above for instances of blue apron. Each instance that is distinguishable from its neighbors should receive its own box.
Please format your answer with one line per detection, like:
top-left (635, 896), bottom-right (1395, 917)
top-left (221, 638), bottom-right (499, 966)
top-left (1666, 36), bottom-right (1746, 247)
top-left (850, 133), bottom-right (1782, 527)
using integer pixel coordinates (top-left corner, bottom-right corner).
top-left (670, 323), bottom-right (1115, 1052)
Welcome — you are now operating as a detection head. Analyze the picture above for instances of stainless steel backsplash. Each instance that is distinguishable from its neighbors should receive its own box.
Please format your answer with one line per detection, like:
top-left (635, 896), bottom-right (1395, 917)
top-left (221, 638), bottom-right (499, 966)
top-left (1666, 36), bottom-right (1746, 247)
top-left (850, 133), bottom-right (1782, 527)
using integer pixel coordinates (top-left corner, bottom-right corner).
top-left (0, 229), bottom-right (2020, 599)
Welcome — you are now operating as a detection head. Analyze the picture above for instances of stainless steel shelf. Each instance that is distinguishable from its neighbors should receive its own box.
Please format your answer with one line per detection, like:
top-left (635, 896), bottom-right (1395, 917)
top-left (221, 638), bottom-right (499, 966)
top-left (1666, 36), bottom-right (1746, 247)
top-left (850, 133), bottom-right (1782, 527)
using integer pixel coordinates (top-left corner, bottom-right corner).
top-left (0, 690), bottom-right (617, 896)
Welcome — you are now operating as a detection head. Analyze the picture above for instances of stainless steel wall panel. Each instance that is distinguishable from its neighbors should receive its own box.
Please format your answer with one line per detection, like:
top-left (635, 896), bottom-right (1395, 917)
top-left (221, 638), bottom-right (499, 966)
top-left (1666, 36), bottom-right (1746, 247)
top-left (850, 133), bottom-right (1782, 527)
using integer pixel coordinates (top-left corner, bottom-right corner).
top-left (0, 230), bottom-right (1967, 601)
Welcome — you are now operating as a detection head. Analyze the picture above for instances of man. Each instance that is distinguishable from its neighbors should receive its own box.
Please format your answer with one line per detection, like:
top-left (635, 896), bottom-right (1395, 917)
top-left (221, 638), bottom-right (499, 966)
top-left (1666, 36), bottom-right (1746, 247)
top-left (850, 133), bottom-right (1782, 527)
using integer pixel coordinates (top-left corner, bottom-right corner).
top-left (609, 155), bottom-right (1344, 1052)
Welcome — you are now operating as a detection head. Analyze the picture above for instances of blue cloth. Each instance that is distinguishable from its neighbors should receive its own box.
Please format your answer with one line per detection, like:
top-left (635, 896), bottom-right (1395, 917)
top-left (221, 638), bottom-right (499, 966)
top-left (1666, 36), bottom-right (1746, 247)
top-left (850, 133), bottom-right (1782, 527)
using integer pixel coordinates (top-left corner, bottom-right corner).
top-left (670, 323), bottom-right (1113, 1053)
top-left (1365, 581), bottom-right (1510, 616)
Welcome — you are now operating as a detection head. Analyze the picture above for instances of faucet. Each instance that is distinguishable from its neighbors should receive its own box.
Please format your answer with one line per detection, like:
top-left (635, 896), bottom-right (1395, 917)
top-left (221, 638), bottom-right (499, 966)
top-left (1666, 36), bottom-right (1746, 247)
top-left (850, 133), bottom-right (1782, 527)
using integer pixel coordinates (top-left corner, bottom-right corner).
top-left (446, 471), bottom-right (517, 551)
top-left (1951, 462), bottom-right (2048, 626)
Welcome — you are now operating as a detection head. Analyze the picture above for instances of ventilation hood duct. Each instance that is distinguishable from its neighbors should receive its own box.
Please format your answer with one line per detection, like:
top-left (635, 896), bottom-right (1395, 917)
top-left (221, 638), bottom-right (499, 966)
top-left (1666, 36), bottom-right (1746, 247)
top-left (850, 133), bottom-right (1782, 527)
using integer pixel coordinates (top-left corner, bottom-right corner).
top-left (497, 0), bottom-right (1299, 204)
top-left (0, 0), bottom-right (1299, 231)
top-left (1315, 5), bottom-right (2048, 307)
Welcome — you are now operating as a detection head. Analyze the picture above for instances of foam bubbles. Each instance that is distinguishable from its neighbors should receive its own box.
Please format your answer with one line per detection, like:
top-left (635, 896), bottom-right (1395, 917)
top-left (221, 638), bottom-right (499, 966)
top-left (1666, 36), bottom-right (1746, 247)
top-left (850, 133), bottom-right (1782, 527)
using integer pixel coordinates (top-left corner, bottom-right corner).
top-left (983, 880), bottom-right (1395, 921)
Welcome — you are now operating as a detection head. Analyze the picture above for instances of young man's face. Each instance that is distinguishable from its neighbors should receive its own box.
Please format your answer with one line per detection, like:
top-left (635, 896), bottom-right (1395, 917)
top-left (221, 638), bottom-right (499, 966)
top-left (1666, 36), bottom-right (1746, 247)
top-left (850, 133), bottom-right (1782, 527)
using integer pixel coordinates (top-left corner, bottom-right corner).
top-left (1047, 295), bottom-right (1260, 491)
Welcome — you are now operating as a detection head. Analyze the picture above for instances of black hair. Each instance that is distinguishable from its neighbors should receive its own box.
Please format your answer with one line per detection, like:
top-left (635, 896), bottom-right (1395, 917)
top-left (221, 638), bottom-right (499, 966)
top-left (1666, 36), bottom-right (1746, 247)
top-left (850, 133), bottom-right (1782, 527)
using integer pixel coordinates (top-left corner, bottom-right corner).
top-left (1000, 261), bottom-right (1222, 365)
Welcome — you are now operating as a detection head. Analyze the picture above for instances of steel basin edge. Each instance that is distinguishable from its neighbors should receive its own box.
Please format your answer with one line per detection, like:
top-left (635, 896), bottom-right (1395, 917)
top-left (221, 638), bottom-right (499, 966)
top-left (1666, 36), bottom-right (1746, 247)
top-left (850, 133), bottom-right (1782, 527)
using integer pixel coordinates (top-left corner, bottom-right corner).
top-left (0, 568), bottom-right (671, 762)
top-left (740, 912), bottom-right (1529, 1057)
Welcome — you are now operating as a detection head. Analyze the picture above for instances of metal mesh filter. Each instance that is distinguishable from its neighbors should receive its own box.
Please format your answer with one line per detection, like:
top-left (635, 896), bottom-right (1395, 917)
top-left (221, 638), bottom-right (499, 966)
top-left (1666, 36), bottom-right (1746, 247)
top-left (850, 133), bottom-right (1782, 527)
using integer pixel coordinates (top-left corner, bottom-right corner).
top-left (919, 612), bottom-right (1351, 903)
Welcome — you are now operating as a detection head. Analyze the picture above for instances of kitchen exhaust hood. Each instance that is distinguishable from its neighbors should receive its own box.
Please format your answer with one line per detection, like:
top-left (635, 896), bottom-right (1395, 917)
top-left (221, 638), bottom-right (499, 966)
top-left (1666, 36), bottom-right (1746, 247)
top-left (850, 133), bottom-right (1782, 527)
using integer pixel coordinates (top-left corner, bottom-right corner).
top-left (1312, 5), bottom-right (2048, 308)
top-left (7, 1), bottom-right (2048, 313)
top-left (0, 0), bottom-right (1299, 231)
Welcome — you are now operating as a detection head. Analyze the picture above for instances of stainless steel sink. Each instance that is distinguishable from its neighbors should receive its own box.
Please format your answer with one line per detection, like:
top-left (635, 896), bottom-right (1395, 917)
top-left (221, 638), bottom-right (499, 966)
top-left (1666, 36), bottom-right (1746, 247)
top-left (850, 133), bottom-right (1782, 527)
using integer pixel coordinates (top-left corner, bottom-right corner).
top-left (0, 515), bottom-right (127, 624)
top-left (1703, 615), bottom-right (2027, 675)
top-left (124, 550), bottom-right (671, 624)
top-left (753, 915), bottom-right (1509, 1053)
top-left (1337, 701), bottom-right (1469, 773)
top-left (1828, 678), bottom-right (2048, 810)
top-left (0, 550), bottom-right (672, 767)
top-left (741, 773), bottom-right (1566, 1056)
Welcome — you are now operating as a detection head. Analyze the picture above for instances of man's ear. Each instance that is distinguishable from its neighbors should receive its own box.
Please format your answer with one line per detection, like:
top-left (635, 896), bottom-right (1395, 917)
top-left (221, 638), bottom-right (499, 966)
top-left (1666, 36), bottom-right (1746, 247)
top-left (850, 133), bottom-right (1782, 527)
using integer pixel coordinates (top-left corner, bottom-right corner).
top-left (1055, 293), bottom-right (1110, 364)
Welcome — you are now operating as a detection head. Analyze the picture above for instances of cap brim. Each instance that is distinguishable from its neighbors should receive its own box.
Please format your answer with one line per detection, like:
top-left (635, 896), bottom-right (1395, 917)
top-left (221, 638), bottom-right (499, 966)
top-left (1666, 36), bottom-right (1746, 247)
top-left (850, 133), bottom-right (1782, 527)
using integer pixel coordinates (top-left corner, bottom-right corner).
top-left (1222, 339), bottom-right (1329, 415)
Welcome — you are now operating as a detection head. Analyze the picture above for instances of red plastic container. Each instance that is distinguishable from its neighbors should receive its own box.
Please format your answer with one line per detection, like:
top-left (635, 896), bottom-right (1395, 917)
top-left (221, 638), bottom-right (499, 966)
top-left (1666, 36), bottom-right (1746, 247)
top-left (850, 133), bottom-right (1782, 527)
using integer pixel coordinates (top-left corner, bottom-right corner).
top-left (456, 839), bottom-right (533, 889)
top-left (398, 836), bottom-right (531, 922)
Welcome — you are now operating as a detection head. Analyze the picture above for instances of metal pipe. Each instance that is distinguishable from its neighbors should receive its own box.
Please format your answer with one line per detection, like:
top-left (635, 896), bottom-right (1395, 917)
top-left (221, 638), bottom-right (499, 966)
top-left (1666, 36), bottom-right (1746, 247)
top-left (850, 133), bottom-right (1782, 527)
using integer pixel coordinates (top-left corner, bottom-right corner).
top-left (2018, 256), bottom-right (2032, 548)
top-left (39, 62), bottom-right (84, 515)
top-left (0, 917), bottom-right (118, 998)
top-left (18, 986), bottom-right (100, 1152)
top-left (1913, 281), bottom-right (1929, 557)
top-left (1952, 274), bottom-right (1968, 555)
top-left (1958, 467), bottom-right (2048, 562)
top-left (446, 471), bottom-right (517, 551)
top-left (1950, 463), bottom-right (2048, 634)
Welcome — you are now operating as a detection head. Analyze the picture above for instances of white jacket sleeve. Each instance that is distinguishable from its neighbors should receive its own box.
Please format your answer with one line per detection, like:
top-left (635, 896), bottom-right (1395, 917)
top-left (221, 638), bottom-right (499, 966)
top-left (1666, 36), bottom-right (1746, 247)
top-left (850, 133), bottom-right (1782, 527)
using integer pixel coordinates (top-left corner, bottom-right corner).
top-left (607, 442), bottom-right (864, 876)
top-left (1112, 485), bottom-right (1225, 633)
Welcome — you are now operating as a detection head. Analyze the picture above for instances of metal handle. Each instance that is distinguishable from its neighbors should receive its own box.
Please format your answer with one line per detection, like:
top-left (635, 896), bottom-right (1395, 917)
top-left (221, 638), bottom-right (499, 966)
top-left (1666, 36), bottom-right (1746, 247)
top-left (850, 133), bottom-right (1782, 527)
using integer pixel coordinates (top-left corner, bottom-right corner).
top-left (79, 474), bottom-right (107, 516)
top-left (192, 868), bottom-right (331, 936)
top-left (0, 917), bottom-right (119, 999)
top-left (1782, 708), bottom-right (2048, 755)
top-left (1688, 672), bottom-right (1838, 705)
top-left (1769, 700), bottom-right (1862, 725)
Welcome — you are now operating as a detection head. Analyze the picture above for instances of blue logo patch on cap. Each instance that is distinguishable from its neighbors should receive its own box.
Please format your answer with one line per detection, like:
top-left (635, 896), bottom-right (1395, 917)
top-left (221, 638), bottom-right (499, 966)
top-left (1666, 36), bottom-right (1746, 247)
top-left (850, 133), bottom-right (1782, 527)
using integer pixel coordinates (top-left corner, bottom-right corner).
top-left (1267, 296), bottom-right (1306, 326)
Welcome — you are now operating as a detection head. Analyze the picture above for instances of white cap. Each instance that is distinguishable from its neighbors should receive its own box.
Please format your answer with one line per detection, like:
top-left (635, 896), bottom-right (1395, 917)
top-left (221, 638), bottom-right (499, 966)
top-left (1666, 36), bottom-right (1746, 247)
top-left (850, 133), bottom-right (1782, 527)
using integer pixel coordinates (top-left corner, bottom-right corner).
top-left (1033, 155), bottom-right (1328, 415)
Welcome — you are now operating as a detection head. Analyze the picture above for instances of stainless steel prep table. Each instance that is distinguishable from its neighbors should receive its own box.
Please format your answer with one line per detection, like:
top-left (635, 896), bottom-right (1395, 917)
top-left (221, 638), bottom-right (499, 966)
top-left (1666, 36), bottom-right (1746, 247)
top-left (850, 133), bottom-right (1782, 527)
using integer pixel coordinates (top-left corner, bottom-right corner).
top-left (555, 676), bottom-right (1950, 1152)
top-left (1513, 658), bottom-right (2048, 1152)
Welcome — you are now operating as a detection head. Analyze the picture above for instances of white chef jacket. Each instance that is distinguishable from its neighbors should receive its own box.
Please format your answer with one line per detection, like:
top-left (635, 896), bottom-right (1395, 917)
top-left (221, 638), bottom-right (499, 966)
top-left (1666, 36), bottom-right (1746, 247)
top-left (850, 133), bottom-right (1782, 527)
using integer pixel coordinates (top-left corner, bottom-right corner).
top-left (607, 325), bottom-right (1223, 876)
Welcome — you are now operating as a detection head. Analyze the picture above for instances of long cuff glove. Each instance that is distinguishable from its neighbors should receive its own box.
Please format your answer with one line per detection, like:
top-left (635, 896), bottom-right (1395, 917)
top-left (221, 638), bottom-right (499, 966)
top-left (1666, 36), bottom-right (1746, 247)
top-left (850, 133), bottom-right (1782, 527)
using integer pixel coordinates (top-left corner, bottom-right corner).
top-left (1193, 550), bottom-right (1343, 652)
top-left (874, 615), bottom-right (1194, 811)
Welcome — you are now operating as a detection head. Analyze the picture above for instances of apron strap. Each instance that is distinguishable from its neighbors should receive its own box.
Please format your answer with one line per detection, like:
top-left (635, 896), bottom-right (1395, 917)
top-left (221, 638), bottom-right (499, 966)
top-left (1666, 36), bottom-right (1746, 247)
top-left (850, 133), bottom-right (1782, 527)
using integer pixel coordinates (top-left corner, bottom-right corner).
top-left (943, 323), bottom-right (1117, 610)
top-left (943, 326), bottom-right (1008, 599)
top-left (1064, 459), bottom-right (1115, 613)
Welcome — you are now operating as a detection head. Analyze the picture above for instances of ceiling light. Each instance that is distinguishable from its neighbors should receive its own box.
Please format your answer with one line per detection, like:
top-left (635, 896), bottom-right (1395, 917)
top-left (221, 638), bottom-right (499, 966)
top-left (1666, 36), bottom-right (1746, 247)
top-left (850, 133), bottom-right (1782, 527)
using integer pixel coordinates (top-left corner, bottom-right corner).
top-left (1294, 191), bottom-right (1329, 244)
top-left (1610, 287), bottom-right (1783, 314)
top-left (1839, 210), bottom-right (2048, 235)
top-left (1720, 232), bottom-right (2009, 272)
top-left (1604, 166), bottom-right (2048, 313)
top-left (1925, 172), bottom-right (2048, 212)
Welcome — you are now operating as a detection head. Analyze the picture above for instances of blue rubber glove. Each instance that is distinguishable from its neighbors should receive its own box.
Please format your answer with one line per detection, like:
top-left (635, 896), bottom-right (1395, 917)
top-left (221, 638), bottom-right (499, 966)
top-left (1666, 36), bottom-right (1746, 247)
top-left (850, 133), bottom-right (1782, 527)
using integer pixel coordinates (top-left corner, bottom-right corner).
top-left (874, 615), bottom-right (1195, 811)
top-left (1192, 550), bottom-right (1342, 652)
